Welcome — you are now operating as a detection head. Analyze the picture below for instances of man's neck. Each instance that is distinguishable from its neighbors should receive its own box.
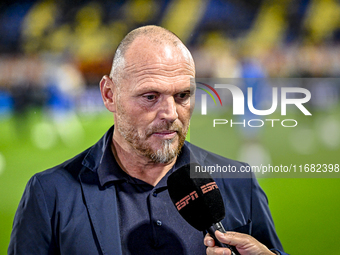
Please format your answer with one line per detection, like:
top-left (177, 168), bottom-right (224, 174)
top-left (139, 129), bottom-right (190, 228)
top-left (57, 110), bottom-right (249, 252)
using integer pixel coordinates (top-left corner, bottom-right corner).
top-left (111, 136), bottom-right (176, 187)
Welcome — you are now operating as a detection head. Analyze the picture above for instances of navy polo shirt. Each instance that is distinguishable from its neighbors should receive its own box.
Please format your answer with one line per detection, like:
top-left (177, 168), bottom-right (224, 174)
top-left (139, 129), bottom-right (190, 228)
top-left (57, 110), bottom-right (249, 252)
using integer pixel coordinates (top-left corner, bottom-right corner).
top-left (97, 138), bottom-right (207, 255)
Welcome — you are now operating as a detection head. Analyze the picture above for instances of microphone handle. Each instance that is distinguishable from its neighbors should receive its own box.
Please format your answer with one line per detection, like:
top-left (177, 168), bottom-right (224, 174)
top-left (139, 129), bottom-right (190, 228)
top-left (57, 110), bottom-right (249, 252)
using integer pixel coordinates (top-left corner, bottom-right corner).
top-left (207, 222), bottom-right (240, 255)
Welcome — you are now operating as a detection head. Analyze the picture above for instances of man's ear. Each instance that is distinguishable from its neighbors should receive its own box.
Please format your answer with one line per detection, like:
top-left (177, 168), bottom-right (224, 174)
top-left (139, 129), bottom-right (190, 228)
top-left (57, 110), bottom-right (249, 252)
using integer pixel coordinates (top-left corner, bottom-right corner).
top-left (100, 75), bottom-right (116, 112)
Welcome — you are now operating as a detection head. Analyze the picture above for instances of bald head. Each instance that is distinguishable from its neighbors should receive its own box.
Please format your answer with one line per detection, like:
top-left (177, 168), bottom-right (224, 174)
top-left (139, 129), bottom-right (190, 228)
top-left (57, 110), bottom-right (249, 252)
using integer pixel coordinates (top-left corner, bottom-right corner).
top-left (109, 25), bottom-right (195, 86)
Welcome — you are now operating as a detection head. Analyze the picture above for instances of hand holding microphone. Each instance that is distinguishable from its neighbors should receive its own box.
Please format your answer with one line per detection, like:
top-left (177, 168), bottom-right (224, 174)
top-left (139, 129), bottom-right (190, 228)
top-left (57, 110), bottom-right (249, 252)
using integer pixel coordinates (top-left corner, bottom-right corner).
top-left (167, 163), bottom-right (277, 255)
top-left (167, 163), bottom-right (240, 255)
top-left (204, 231), bottom-right (277, 255)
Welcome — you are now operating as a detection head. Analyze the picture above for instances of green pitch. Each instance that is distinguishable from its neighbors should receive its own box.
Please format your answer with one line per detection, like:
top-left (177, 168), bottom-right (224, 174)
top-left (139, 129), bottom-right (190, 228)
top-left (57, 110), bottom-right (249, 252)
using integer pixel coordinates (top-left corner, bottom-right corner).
top-left (1, 109), bottom-right (340, 254)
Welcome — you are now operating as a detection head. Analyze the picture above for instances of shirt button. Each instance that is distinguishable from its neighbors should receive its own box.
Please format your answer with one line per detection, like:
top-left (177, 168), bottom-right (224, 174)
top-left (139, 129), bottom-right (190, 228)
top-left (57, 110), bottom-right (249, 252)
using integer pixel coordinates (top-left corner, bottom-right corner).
top-left (156, 220), bottom-right (162, 226)
top-left (153, 192), bottom-right (157, 197)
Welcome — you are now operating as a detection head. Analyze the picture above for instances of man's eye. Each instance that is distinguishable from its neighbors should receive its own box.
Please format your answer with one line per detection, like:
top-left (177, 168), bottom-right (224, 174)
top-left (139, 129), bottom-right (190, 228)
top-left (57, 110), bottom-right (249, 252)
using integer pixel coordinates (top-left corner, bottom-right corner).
top-left (176, 93), bottom-right (190, 100)
top-left (144, 94), bottom-right (157, 101)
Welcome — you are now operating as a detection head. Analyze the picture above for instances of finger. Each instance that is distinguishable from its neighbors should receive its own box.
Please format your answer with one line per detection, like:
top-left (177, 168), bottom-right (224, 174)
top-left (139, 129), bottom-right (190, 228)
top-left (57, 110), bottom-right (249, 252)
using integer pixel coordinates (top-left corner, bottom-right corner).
top-left (204, 233), bottom-right (215, 247)
top-left (214, 231), bottom-right (272, 254)
top-left (206, 246), bottom-right (232, 255)
top-left (215, 231), bottom-right (248, 246)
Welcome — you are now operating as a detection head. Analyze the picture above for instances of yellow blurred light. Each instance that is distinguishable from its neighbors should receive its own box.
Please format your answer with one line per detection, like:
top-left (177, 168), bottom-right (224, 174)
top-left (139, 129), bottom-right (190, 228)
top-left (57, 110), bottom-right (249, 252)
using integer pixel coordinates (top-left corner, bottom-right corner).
top-left (304, 0), bottom-right (340, 42)
top-left (48, 24), bottom-right (72, 53)
top-left (162, 0), bottom-right (207, 43)
top-left (243, 2), bottom-right (288, 57)
top-left (126, 0), bottom-right (158, 24)
top-left (22, 1), bottom-right (57, 38)
top-left (75, 2), bottom-right (103, 31)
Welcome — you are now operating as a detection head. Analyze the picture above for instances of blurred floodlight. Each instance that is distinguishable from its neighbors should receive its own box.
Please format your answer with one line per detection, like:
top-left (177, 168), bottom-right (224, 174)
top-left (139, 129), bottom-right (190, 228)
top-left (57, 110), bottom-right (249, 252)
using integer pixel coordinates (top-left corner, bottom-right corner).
top-left (289, 127), bottom-right (316, 155)
top-left (31, 122), bottom-right (58, 149)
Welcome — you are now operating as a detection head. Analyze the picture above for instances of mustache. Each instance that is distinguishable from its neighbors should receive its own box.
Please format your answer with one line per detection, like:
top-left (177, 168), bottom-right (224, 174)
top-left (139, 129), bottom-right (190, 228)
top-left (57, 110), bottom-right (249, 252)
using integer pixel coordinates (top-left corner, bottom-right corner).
top-left (145, 121), bottom-right (183, 137)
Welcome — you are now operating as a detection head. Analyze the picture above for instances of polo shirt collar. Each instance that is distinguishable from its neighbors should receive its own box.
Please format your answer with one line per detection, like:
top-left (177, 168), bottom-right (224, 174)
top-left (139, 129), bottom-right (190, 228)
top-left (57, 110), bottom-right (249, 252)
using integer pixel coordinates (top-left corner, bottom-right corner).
top-left (97, 128), bottom-right (128, 186)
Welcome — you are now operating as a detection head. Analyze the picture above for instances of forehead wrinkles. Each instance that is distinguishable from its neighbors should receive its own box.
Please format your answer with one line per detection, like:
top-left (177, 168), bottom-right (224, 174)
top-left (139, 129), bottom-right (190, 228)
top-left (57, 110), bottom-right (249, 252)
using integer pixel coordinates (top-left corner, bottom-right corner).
top-left (123, 62), bottom-right (194, 81)
top-left (124, 62), bottom-right (193, 72)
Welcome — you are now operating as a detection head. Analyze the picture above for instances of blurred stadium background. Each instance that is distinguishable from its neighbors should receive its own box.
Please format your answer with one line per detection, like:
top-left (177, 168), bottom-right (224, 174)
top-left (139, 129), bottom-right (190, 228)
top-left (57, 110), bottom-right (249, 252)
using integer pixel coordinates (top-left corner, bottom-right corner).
top-left (1, 0), bottom-right (340, 254)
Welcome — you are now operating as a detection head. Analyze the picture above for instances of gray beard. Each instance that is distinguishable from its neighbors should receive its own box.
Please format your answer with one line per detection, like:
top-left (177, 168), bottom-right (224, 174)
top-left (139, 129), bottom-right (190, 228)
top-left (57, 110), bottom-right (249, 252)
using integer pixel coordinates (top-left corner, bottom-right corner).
top-left (150, 139), bottom-right (178, 163)
top-left (115, 99), bottom-right (187, 164)
top-left (116, 121), bottom-right (185, 164)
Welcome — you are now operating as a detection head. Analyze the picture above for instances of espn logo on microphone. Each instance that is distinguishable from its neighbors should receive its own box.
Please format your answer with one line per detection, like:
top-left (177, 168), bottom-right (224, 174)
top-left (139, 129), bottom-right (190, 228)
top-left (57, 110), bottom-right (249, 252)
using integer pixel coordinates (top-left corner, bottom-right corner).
top-left (201, 182), bottom-right (218, 194)
top-left (175, 182), bottom-right (218, 211)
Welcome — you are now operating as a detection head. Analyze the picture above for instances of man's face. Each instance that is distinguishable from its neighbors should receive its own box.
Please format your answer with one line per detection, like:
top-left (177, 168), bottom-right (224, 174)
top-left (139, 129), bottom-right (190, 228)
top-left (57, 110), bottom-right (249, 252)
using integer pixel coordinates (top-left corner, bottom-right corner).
top-left (113, 41), bottom-right (195, 163)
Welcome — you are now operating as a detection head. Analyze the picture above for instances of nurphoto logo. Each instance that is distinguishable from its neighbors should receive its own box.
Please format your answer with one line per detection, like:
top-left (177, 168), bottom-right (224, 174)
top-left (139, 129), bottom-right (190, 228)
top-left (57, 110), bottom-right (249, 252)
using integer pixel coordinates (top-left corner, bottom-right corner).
top-left (197, 81), bottom-right (312, 128)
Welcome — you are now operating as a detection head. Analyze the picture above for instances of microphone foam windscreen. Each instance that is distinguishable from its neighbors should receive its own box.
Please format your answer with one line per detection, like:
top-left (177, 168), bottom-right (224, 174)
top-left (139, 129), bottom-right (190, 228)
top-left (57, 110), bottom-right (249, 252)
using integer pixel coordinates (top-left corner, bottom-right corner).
top-left (167, 163), bottom-right (225, 231)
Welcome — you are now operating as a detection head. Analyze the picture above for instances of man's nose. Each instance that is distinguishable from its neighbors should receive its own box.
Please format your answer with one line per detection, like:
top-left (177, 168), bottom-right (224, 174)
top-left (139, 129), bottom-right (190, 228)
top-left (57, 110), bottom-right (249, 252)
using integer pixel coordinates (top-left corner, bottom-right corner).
top-left (158, 96), bottom-right (178, 122)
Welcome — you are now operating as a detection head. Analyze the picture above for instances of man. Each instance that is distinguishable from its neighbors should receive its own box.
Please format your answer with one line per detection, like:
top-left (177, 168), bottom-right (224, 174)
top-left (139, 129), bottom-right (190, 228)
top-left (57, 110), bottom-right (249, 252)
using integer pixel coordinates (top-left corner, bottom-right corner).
top-left (9, 25), bottom-right (287, 255)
